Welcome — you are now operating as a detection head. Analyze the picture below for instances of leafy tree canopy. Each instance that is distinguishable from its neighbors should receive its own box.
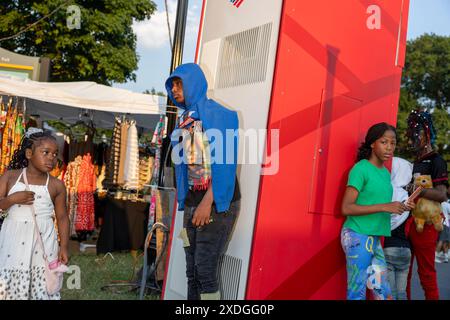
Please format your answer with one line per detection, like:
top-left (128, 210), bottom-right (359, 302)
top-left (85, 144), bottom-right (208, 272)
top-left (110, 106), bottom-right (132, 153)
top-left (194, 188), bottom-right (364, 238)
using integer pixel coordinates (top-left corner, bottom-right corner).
top-left (0, 0), bottom-right (157, 85)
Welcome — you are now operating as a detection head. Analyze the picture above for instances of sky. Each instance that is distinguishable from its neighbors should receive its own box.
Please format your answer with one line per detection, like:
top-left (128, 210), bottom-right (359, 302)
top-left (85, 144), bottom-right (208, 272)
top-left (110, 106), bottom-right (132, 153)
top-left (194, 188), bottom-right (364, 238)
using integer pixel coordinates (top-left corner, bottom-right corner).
top-left (113, 0), bottom-right (450, 94)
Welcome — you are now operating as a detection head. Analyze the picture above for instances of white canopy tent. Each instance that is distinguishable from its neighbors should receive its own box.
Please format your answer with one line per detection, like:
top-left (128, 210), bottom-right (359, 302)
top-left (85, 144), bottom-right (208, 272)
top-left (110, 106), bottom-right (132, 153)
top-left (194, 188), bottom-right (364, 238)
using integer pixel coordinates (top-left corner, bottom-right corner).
top-left (0, 75), bottom-right (168, 129)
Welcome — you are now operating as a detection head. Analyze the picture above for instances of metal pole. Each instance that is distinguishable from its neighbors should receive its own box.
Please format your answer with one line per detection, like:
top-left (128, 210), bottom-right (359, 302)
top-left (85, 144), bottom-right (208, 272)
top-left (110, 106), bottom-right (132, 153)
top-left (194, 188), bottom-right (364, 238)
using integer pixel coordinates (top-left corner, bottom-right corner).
top-left (160, 0), bottom-right (189, 186)
top-left (166, 0), bottom-right (189, 136)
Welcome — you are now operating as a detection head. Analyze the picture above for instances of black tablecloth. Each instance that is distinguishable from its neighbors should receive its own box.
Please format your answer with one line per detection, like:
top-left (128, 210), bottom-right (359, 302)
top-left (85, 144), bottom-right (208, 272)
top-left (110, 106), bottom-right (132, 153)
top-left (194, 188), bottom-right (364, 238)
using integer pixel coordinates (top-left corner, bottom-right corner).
top-left (96, 197), bottom-right (149, 254)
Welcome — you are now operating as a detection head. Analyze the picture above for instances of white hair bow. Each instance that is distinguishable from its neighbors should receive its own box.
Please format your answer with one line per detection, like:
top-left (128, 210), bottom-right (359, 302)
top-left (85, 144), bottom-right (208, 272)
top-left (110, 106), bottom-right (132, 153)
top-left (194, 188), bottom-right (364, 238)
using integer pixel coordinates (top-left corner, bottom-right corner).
top-left (25, 127), bottom-right (43, 138)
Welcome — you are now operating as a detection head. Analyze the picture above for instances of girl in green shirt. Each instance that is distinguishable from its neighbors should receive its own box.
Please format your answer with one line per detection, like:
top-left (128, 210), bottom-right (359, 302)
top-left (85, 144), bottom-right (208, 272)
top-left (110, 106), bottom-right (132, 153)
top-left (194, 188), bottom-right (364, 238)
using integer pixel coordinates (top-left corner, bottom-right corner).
top-left (340, 122), bottom-right (415, 300)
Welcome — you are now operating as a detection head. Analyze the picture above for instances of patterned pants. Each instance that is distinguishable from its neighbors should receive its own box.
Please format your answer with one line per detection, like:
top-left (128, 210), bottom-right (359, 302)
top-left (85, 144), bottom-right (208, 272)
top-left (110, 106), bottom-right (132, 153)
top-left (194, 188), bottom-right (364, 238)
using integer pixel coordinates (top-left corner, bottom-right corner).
top-left (341, 227), bottom-right (393, 300)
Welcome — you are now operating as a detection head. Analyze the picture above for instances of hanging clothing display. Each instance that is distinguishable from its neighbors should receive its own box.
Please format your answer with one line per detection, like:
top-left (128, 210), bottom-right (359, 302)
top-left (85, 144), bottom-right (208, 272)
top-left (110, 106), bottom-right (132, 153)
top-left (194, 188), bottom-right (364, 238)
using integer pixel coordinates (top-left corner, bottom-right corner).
top-left (104, 117), bottom-right (122, 188)
top-left (139, 156), bottom-right (153, 190)
top-left (67, 123), bottom-right (95, 162)
top-left (65, 157), bottom-right (79, 236)
top-left (0, 99), bottom-right (25, 174)
top-left (96, 164), bottom-right (106, 193)
top-left (147, 115), bottom-right (166, 229)
top-left (75, 154), bottom-right (96, 233)
top-left (117, 120), bottom-right (130, 186)
top-left (64, 154), bottom-right (96, 236)
top-left (123, 120), bottom-right (140, 190)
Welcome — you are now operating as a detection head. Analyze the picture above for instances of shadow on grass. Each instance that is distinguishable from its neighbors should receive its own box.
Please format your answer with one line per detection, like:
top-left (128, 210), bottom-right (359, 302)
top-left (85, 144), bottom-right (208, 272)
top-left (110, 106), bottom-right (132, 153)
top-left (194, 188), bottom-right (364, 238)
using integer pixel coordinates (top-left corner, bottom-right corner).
top-left (61, 251), bottom-right (160, 300)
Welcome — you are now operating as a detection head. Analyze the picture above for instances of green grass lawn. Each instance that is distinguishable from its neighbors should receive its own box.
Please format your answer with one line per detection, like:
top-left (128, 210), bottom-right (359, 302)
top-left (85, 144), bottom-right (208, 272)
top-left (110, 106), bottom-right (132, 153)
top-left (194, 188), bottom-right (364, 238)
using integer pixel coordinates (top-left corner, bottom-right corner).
top-left (60, 251), bottom-right (160, 300)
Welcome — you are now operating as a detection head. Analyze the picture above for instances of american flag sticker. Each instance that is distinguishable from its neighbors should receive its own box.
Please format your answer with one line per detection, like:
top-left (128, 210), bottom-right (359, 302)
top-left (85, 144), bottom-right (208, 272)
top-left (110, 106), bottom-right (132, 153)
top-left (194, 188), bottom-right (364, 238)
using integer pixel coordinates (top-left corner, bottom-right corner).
top-left (230, 0), bottom-right (245, 8)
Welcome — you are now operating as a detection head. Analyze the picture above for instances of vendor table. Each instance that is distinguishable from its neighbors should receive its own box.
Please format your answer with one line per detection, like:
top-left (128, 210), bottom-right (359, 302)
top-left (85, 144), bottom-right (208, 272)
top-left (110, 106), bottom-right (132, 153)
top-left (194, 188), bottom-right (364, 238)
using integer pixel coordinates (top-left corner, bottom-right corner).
top-left (96, 196), bottom-right (149, 254)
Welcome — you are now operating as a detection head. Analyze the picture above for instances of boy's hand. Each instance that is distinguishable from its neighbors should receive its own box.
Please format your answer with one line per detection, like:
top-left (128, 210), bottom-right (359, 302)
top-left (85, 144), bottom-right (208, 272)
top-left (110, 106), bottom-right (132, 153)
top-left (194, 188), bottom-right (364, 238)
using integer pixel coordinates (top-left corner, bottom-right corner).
top-left (59, 246), bottom-right (70, 265)
top-left (8, 191), bottom-right (35, 205)
top-left (192, 201), bottom-right (212, 227)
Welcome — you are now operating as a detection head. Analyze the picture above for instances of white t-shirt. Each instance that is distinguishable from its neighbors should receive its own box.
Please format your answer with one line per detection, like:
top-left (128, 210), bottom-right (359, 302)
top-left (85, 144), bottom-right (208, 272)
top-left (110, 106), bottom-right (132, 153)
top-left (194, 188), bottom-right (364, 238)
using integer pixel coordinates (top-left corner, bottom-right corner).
top-left (442, 201), bottom-right (450, 228)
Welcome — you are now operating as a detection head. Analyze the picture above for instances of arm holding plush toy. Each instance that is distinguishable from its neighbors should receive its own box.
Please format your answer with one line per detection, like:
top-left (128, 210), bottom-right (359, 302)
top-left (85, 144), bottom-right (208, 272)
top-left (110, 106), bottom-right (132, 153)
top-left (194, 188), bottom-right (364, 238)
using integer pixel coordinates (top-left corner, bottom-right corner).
top-left (419, 185), bottom-right (448, 203)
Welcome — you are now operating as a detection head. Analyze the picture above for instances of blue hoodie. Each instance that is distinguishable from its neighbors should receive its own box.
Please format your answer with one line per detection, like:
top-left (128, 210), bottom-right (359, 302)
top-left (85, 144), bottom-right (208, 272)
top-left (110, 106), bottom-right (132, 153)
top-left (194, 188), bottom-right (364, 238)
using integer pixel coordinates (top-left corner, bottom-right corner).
top-left (165, 63), bottom-right (239, 212)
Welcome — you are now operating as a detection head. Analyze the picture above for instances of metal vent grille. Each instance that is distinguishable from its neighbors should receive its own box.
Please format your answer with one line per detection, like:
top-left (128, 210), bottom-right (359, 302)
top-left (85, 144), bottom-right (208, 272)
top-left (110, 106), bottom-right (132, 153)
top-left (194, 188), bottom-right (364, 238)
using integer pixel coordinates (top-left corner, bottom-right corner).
top-left (218, 254), bottom-right (242, 300)
top-left (217, 23), bottom-right (272, 89)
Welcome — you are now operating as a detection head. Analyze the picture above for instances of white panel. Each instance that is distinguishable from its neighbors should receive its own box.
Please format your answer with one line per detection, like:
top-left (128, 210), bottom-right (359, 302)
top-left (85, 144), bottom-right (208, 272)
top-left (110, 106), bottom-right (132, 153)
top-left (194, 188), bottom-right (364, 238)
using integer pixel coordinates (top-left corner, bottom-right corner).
top-left (164, 0), bottom-right (283, 300)
top-left (217, 23), bottom-right (272, 89)
top-left (199, 38), bottom-right (222, 90)
top-left (163, 205), bottom-right (187, 300)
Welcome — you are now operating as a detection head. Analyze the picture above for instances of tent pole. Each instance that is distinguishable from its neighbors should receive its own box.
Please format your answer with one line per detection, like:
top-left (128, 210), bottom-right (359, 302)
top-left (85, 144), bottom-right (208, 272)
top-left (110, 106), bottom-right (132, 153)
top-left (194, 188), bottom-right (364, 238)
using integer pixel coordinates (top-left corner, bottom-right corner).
top-left (166, 0), bottom-right (189, 136)
top-left (159, 0), bottom-right (189, 186)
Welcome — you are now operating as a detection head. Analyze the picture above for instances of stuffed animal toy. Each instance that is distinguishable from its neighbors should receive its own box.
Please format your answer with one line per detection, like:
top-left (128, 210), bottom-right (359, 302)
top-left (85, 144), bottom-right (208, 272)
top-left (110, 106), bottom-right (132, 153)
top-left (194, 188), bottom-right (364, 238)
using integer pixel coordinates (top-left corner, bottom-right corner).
top-left (412, 174), bottom-right (443, 233)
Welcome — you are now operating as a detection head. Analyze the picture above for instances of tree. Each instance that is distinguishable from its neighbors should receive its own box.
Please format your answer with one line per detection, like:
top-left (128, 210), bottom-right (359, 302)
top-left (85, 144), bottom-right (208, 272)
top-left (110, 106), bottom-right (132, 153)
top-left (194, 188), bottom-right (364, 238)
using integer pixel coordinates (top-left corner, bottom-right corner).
top-left (0, 0), bottom-right (156, 85)
top-left (143, 87), bottom-right (166, 97)
top-left (396, 34), bottom-right (450, 163)
top-left (402, 34), bottom-right (450, 110)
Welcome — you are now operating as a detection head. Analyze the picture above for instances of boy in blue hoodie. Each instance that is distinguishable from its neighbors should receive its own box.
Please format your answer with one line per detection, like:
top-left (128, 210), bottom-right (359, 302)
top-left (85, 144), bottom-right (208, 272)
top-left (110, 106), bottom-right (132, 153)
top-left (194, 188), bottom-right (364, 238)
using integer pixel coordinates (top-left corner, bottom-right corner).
top-left (166, 63), bottom-right (241, 300)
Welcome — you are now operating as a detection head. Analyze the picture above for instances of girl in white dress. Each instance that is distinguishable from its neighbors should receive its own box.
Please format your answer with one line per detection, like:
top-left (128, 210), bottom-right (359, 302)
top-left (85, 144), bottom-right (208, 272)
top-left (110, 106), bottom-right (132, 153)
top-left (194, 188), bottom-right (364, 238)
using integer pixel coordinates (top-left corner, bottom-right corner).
top-left (0, 128), bottom-right (70, 300)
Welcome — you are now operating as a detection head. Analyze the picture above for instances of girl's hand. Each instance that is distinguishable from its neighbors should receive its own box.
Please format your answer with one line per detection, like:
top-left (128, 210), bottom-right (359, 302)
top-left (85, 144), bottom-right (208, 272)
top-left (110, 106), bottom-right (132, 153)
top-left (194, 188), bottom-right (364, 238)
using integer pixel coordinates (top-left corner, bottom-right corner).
top-left (8, 191), bottom-right (35, 205)
top-left (59, 247), bottom-right (70, 265)
top-left (404, 199), bottom-right (416, 211)
top-left (384, 201), bottom-right (408, 215)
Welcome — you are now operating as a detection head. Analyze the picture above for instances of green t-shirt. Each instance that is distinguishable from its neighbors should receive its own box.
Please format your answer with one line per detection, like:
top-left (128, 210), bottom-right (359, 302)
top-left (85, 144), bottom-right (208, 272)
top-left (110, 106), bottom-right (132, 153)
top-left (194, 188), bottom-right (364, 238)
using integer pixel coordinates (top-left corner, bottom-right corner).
top-left (343, 159), bottom-right (393, 236)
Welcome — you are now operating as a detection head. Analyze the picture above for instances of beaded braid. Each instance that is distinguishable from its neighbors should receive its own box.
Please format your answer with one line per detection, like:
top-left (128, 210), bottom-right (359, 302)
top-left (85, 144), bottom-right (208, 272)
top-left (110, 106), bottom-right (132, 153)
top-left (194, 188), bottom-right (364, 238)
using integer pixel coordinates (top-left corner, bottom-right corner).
top-left (406, 110), bottom-right (437, 146)
top-left (7, 131), bottom-right (57, 170)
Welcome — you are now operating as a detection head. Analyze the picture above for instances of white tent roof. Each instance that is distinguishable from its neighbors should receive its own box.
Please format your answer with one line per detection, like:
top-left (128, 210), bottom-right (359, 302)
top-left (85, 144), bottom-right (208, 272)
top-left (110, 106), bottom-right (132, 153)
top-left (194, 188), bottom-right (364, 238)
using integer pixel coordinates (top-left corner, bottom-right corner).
top-left (0, 75), bottom-right (168, 129)
top-left (0, 75), bottom-right (166, 114)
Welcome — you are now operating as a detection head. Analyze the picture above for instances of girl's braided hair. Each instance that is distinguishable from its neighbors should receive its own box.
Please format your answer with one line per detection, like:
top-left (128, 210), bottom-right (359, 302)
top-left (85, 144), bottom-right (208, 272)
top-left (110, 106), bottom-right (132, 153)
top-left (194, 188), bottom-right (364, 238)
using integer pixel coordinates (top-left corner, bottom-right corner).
top-left (7, 129), bottom-right (57, 170)
top-left (357, 122), bottom-right (396, 162)
top-left (406, 110), bottom-right (436, 146)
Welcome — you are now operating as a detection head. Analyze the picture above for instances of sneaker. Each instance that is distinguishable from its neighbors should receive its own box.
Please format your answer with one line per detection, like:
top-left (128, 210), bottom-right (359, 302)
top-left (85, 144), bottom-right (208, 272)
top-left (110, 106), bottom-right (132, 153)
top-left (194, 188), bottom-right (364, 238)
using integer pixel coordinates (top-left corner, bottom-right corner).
top-left (435, 252), bottom-right (444, 263)
top-left (445, 254), bottom-right (449, 263)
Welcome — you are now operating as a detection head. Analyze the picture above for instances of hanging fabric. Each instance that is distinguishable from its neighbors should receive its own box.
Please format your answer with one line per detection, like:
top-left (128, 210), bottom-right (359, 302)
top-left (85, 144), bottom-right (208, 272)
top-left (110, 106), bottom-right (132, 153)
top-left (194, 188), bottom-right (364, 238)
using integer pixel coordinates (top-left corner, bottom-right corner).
top-left (0, 98), bottom-right (7, 166)
top-left (64, 154), bottom-right (96, 236)
top-left (123, 120), bottom-right (140, 190)
top-left (103, 117), bottom-right (121, 187)
top-left (139, 156), bottom-right (153, 190)
top-left (0, 97), bottom-right (26, 174)
top-left (75, 154), bottom-right (96, 233)
top-left (117, 119), bottom-right (130, 186)
top-left (147, 115), bottom-right (166, 230)
top-left (64, 156), bottom-right (81, 237)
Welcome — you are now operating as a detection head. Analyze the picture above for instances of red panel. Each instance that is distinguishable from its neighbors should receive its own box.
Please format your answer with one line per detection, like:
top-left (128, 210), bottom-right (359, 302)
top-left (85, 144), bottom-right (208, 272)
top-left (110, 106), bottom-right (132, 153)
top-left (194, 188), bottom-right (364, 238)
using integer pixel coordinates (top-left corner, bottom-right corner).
top-left (246, 0), bottom-right (409, 299)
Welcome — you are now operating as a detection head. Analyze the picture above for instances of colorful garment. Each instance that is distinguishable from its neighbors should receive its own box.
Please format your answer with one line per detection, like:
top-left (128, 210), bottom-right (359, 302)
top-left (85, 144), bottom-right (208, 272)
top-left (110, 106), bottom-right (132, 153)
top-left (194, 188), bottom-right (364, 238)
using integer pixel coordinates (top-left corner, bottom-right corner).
top-left (0, 105), bottom-right (15, 173)
top-left (341, 227), bottom-right (393, 300)
top-left (75, 154), bottom-right (96, 232)
top-left (64, 157), bottom-right (81, 236)
top-left (138, 156), bottom-right (153, 191)
top-left (13, 113), bottom-right (25, 152)
top-left (180, 116), bottom-right (211, 191)
top-left (0, 101), bottom-right (7, 158)
top-left (343, 159), bottom-right (393, 236)
top-left (166, 63), bottom-right (239, 213)
top-left (104, 117), bottom-right (121, 187)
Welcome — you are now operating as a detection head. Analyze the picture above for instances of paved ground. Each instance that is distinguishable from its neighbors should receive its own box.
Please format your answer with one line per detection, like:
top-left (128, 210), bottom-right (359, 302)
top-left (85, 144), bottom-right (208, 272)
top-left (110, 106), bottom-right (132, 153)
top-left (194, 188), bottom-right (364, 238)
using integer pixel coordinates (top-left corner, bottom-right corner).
top-left (410, 257), bottom-right (450, 300)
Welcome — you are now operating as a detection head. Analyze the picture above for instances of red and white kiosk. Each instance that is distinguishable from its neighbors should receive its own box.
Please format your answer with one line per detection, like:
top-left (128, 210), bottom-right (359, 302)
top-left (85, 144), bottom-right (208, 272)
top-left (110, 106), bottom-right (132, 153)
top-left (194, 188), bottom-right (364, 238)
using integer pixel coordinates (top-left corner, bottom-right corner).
top-left (163, 0), bottom-right (410, 300)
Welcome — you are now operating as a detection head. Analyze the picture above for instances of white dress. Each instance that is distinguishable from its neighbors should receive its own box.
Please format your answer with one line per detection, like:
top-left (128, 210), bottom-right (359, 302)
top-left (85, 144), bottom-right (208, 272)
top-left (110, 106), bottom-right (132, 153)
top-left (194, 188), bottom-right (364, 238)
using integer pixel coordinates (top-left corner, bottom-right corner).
top-left (0, 171), bottom-right (60, 300)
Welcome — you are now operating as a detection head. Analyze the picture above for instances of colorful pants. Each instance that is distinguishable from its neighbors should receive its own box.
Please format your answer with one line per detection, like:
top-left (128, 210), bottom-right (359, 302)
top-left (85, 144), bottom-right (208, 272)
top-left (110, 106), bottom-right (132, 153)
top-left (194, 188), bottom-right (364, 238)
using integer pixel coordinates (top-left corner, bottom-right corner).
top-left (341, 227), bottom-right (393, 300)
